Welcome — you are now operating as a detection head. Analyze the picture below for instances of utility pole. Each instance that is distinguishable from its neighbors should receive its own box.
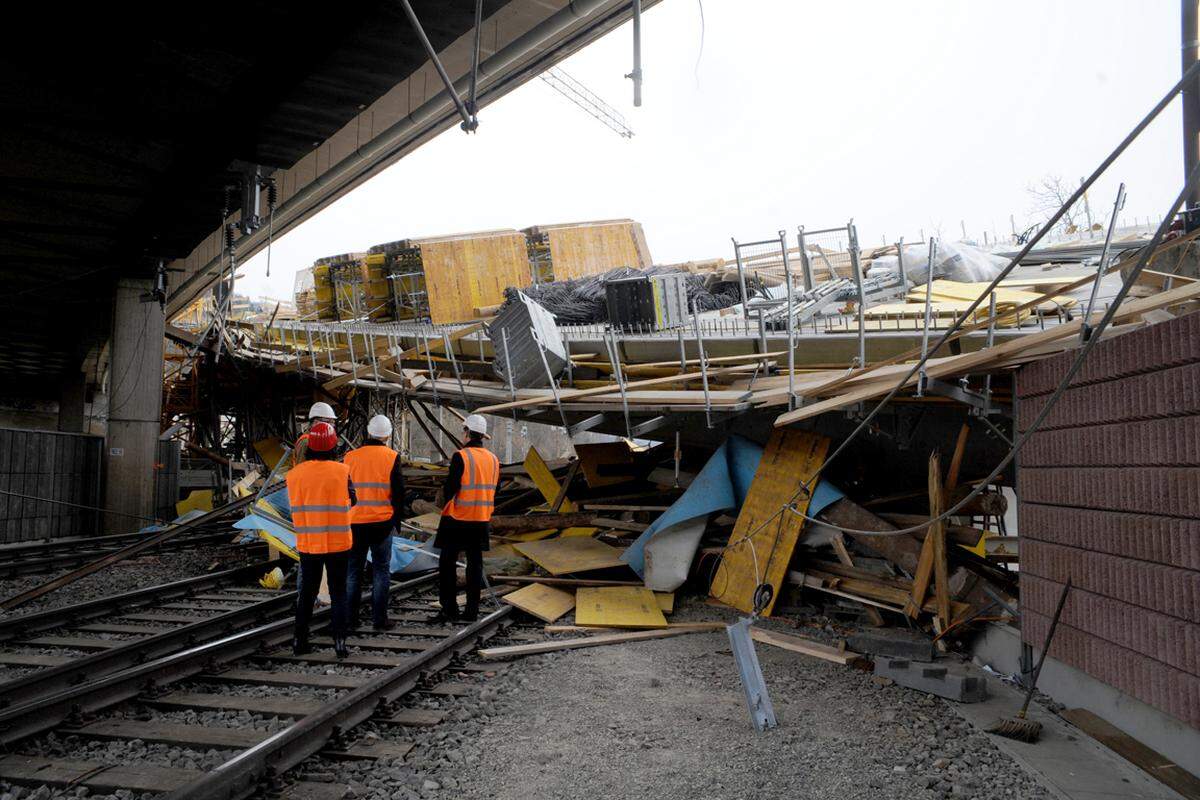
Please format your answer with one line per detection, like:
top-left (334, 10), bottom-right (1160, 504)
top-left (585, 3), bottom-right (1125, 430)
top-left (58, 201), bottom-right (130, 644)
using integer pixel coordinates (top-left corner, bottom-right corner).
top-left (1184, 0), bottom-right (1200, 209)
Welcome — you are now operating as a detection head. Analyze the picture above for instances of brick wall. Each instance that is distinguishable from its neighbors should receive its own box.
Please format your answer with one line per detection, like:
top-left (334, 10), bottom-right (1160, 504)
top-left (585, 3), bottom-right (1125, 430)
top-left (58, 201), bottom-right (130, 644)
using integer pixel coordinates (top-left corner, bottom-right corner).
top-left (1016, 311), bottom-right (1200, 731)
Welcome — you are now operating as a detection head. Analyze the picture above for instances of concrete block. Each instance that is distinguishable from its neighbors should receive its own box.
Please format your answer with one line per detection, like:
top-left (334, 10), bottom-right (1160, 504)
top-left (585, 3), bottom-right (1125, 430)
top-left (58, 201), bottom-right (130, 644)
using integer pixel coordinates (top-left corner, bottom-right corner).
top-left (847, 629), bottom-right (936, 662)
top-left (874, 658), bottom-right (988, 703)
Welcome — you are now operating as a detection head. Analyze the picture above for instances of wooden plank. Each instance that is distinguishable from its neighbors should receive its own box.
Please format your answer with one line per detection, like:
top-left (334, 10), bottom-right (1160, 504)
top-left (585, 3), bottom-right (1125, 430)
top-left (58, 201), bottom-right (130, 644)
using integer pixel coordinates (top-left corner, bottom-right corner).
top-left (0, 755), bottom-right (199, 793)
top-left (200, 668), bottom-right (360, 690)
top-left (376, 708), bottom-right (446, 727)
top-left (0, 652), bottom-right (69, 667)
top-left (710, 429), bottom-right (830, 615)
top-left (67, 719), bottom-right (266, 749)
top-left (929, 453), bottom-right (951, 628)
top-left (546, 622), bottom-right (723, 633)
top-left (120, 612), bottom-right (208, 624)
top-left (488, 575), bottom-right (643, 588)
top-left (146, 691), bottom-right (322, 718)
top-left (20, 635), bottom-right (122, 650)
top-left (749, 628), bottom-right (858, 665)
top-left (161, 602), bottom-right (245, 612)
top-left (1061, 708), bottom-right (1200, 800)
top-left (74, 623), bottom-right (173, 635)
top-left (323, 739), bottom-right (414, 762)
top-left (575, 586), bottom-right (668, 629)
top-left (261, 652), bottom-right (407, 668)
top-left (324, 320), bottom-right (490, 390)
top-left (513, 537), bottom-right (627, 576)
top-left (501, 583), bottom-right (575, 623)
top-left (478, 627), bottom-right (714, 659)
top-left (830, 534), bottom-right (885, 627)
top-left (311, 636), bottom-right (430, 652)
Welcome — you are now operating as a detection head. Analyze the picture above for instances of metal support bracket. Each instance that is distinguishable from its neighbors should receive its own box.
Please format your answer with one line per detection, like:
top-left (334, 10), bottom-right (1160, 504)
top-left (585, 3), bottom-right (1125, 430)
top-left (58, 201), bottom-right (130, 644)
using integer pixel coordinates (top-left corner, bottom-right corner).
top-left (727, 617), bottom-right (777, 732)
top-left (566, 412), bottom-right (608, 437)
top-left (924, 379), bottom-right (1011, 416)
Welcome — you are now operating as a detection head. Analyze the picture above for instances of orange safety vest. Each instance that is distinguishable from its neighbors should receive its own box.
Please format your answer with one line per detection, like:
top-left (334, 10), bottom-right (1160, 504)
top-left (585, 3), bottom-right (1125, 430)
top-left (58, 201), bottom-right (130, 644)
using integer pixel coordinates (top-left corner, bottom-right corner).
top-left (442, 446), bottom-right (500, 523)
top-left (344, 444), bottom-right (399, 524)
top-left (286, 460), bottom-right (353, 554)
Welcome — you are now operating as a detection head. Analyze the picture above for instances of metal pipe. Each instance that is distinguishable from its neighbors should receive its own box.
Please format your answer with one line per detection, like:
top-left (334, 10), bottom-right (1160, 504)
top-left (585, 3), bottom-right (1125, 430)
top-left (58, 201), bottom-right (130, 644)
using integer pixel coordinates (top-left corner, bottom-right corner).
top-left (779, 230), bottom-right (796, 410)
top-left (1185, 0), bottom-right (1200, 207)
top-left (398, 0), bottom-right (477, 132)
top-left (847, 222), bottom-right (866, 369)
top-left (895, 237), bottom-right (909, 294)
top-left (1082, 183), bottom-right (1127, 342)
top-left (629, 0), bottom-right (643, 106)
top-left (731, 237), bottom-right (751, 319)
top-left (796, 227), bottom-right (814, 291)
top-left (917, 238), bottom-right (937, 396)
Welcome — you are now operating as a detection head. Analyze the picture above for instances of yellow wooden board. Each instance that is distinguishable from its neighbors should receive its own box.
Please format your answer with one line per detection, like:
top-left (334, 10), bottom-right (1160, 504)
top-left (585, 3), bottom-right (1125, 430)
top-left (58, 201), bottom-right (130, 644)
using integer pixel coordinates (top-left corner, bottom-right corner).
top-left (513, 537), bottom-right (626, 576)
top-left (523, 447), bottom-right (577, 512)
top-left (402, 512), bottom-right (442, 534)
top-left (575, 586), bottom-right (668, 629)
top-left (417, 230), bottom-right (530, 324)
top-left (504, 528), bottom-right (559, 543)
top-left (654, 592), bottom-right (675, 614)
top-left (175, 490), bottom-right (213, 518)
top-left (252, 437), bottom-right (288, 471)
top-left (534, 220), bottom-right (652, 282)
top-left (710, 429), bottom-right (830, 616)
top-left (502, 583), bottom-right (575, 623)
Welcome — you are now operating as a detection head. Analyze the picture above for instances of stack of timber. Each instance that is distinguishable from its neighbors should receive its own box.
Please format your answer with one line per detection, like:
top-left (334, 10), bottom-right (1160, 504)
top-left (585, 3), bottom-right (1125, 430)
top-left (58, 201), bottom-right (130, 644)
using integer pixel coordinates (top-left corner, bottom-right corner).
top-left (523, 219), bottom-right (652, 284)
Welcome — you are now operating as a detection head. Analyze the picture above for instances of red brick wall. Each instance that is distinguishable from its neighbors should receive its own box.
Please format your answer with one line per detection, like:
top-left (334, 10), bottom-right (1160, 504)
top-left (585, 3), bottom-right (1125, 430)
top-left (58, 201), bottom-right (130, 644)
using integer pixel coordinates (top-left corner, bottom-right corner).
top-left (1016, 311), bottom-right (1200, 730)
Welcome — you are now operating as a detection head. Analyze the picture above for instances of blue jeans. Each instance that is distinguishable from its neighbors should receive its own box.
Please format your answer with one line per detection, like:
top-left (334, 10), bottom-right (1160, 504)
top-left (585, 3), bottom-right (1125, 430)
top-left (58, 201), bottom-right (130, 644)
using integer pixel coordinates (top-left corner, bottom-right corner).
top-left (347, 520), bottom-right (394, 628)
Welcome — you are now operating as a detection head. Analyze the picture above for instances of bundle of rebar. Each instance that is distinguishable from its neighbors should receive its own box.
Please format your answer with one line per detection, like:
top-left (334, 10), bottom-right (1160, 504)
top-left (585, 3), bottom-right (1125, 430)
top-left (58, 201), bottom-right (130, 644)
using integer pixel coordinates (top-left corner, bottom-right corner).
top-left (502, 266), bottom-right (752, 324)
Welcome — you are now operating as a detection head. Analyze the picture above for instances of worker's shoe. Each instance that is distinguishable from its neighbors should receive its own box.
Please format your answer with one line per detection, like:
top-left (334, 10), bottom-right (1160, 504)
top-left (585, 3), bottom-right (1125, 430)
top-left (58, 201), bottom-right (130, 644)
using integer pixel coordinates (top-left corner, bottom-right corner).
top-left (461, 610), bottom-right (479, 623)
top-left (333, 637), bottom-right (350, 659)
top-left (292, 636), bottom-right (312, 656)
top-left (372, 620), bottom-right (395, 632)
top-left (427, 612), bottom-right (458, 625)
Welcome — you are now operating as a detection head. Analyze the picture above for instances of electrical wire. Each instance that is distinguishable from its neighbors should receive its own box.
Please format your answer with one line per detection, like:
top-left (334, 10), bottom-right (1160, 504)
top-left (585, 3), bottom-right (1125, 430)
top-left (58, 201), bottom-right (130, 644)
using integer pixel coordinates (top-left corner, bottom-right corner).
top-left (0, 488), bottom-right (160, 523)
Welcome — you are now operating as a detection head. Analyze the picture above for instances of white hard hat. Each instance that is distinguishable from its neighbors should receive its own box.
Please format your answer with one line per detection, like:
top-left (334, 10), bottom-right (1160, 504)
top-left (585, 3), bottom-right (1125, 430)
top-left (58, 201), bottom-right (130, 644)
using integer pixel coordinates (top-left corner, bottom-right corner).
top-left (308, 401), bottom-right (336, 420)
top-left (367, 414), bottom-right (393, 439)
top-left (463, 414), bottom-right (490, 438)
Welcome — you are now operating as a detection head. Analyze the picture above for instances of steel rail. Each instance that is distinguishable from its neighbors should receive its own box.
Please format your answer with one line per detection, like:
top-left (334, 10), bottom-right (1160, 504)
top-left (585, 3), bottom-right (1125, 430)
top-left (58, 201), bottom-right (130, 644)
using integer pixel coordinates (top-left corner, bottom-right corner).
top-left (0, 558), bottom-right (285, 642)
top-left (0, 581), bottom-right (296, 710)
top-left (0, 530), bottom-right (248, 578)
top-left (164, 604), bottom-right (513, 800)
top-left (0, 484), bottom-right (282, 611)
top-left (0, 573), bottom-right (438, 747)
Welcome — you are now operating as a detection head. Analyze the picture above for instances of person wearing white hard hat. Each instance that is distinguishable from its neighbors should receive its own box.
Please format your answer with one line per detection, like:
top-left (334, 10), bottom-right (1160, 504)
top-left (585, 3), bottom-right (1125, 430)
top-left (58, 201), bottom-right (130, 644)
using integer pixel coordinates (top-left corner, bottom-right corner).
top-left (293, 401), bottom-right (339, 465)
top-left (432, 414), bottom-right (497, 623)
top-left (343, 415), bottom-right (405, 631)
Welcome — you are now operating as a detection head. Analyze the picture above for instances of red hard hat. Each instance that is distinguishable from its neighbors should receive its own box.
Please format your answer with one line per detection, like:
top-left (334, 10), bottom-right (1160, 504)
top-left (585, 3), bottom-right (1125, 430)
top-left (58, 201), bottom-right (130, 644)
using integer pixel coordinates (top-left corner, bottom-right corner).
top-left (307, 421), bottom-right (337, 452)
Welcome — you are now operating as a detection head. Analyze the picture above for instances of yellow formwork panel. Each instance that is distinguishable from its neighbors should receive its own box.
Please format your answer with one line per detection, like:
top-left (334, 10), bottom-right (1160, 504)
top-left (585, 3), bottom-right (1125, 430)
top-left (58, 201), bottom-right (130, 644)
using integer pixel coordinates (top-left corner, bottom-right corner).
top-left (710, 429), bottom-right (830, 616)
top-left (513, 537), bottom-right (626, 576)
top-left (502, 583), bottom-right (575, 623)
top-left (536, 220), bottom-right (652, 282)
top-left (575, 586), bottom-right (668, 629)
top-left (523, 447), bottom-right (577, 512)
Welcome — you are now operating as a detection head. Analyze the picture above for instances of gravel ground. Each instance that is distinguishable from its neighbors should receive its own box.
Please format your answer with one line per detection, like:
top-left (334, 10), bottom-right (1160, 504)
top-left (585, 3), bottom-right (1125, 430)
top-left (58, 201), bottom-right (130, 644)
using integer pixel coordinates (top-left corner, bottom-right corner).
top-left (0, 544), bottom-right (261, 620)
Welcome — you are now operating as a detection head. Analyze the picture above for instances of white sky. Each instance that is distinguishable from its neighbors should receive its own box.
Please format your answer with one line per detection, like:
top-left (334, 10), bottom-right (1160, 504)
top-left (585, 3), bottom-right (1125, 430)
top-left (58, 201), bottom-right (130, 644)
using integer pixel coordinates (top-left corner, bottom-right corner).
top-left (238, 0), bottom-right (1181, 300)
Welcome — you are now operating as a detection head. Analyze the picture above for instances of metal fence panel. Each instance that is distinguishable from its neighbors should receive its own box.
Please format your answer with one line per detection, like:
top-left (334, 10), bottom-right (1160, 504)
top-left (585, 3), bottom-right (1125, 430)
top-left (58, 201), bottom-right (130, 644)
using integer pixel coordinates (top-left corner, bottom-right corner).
top-left (0, 427), bottom-right (103, 543)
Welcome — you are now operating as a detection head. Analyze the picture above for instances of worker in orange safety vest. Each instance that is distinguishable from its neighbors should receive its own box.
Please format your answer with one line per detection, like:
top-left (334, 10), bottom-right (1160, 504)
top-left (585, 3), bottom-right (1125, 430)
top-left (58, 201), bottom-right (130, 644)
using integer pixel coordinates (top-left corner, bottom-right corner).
top-left (343, 414), bottom-right (405, 632)
top-left (432, 414), bottom-right (499, 623)
top-left (286, 421), bottom-right (355, 658)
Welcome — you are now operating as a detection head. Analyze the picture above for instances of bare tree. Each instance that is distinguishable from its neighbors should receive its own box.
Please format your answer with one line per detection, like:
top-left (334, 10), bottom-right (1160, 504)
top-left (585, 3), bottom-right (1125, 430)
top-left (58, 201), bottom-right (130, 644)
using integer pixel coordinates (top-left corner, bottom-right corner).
top-left (1026, 174), bottom-right (1080, 237)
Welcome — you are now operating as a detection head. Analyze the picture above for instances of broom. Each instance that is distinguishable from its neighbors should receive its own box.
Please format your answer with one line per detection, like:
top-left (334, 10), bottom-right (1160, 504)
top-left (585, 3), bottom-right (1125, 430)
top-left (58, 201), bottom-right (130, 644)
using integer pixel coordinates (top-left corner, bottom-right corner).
top-left (987, 577), bottom-right (1072, 743)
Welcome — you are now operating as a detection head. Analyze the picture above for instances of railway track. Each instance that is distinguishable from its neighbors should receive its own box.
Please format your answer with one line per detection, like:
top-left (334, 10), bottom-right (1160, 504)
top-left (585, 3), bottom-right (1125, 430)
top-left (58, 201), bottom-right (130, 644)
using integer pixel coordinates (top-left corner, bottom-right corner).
top-left (0, 571), bottom-right (522, 799)
top-left (0, 527), bottom-right (255, 578)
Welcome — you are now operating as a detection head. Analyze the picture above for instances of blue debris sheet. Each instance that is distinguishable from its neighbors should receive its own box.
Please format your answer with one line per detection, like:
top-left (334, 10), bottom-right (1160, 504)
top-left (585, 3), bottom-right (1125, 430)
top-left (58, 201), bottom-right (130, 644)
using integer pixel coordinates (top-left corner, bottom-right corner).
top-left (234, 485), bottom-right (437, 574)
top-left (620, 434), bottom-right (844, 592)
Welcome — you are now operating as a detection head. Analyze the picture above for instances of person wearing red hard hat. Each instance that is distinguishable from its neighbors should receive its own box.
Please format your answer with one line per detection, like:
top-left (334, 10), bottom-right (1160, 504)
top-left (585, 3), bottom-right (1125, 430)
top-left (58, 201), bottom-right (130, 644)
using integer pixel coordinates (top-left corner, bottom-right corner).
top-left (286, 421), bottom-right (356, 658)
top-left (293, 401), bottom-right (338, 465)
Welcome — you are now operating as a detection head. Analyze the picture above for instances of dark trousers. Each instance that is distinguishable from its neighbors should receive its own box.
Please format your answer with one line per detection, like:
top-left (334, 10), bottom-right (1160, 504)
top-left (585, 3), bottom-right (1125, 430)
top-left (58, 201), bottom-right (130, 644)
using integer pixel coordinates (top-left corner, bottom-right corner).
top-left (438, 538), bottom-right (483, 619)
top-left (348, 520), bottom-right (394, 628)
top-left (295, 550), bottom-right (350, 642)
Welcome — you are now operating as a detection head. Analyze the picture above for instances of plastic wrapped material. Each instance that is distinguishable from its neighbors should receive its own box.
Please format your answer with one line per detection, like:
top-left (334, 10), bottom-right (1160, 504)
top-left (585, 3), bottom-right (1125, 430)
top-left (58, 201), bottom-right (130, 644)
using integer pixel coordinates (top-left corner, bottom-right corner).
top-left (872, 241), bottom-right (1007, 287)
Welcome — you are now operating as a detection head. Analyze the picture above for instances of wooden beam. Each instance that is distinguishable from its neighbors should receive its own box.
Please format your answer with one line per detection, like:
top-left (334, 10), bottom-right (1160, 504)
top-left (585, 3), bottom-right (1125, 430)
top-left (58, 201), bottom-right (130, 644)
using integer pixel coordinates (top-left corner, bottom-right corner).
top-left (749, 628), bottom-right (859, 665)
top-left (477, 627), bottom-right (714, 659)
